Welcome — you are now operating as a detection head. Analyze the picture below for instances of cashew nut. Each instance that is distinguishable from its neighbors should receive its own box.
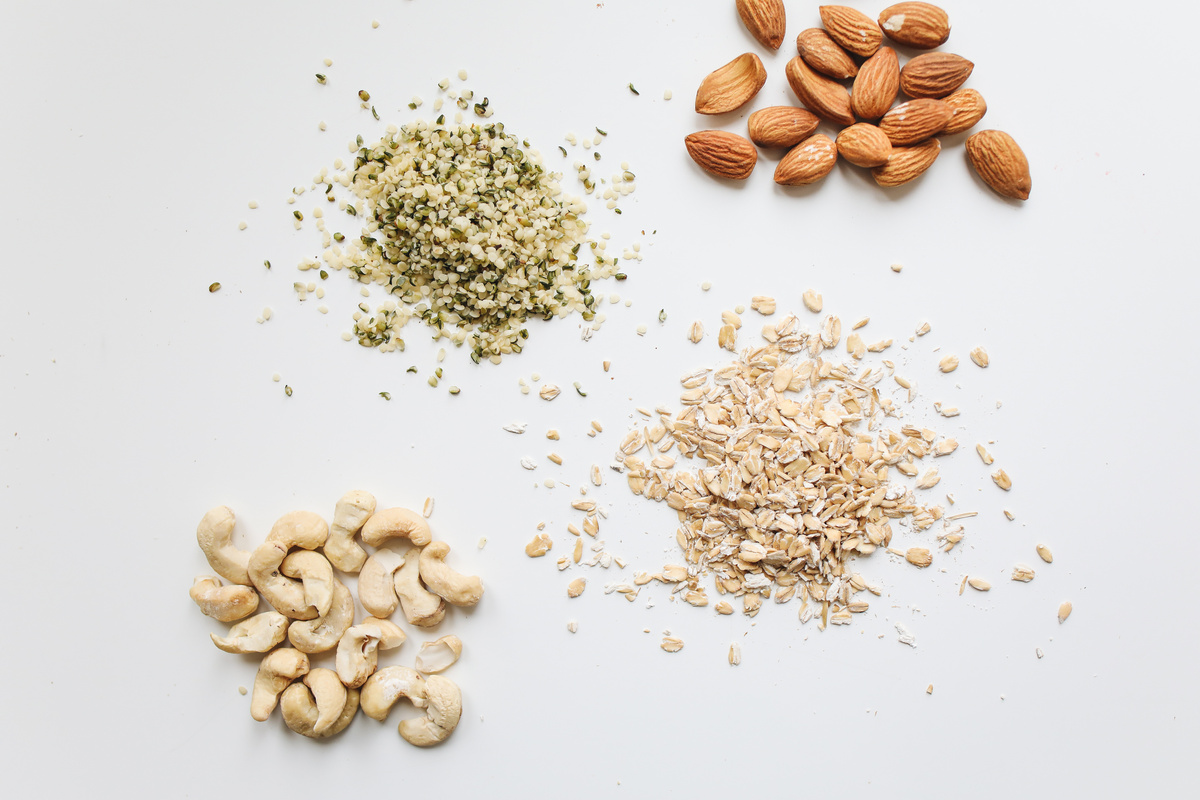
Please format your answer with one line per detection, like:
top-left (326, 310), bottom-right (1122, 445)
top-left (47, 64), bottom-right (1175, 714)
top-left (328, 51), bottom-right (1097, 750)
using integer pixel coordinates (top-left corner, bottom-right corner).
top-left (303, 668), bottom-right (348, 736)
top-left (361, 507), bottom-right (432, 548)
top-left (250, 648), bottom-right (309, 721)
top-left (394, 547), bottom-right (446, 627)
top-left (358, 549), bottom-right (406, 618)
top-left (211, 611), bottom-right (289, 654)
top-left (414, 635), bottom-right (463, 674)
top-left (360, 666), bottom-right (427, 721)
top-left (196, 506), bottom-right (252, 585)
top-left (190, 575), bottom-right (259, 622)
top-left (248, 542), bottom-right (316, 620)
top-left (267, 510), bottom-right (329, 550)
top-left (324, 490), bottom-right (376, 573)
top-left (280, 550), bottom-right (334, 619)
top-left (334, 617), bottom-right (406, 688)
top-left (419, 542), bottom-right (484, 607)
top-left (288, 580), bottom-right (354, 654)
top-left (398, 674), bottom-right (462, 747)
top-left (280, 682), bottom-right (359, 738)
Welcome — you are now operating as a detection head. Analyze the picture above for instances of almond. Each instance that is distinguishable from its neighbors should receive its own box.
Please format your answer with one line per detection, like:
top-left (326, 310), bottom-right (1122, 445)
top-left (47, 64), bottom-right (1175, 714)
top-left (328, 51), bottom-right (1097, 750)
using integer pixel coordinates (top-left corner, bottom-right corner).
top-left (785, 56), bottom-right (854, 126)
top-left (737, 0), bottom-right (787, 51)
top-left (851, 47), bottom-right (899, 120)
top-left (941, 87), bottom-right (987, 135)
top-left (685, 130), bottom-right (758, 180)
top-left (966, 130), bottom-right (1031, 200)
top-left (748, 106), bottom-right (821, 148)
top-left (836, 123), bottom-right (892, 168)
top-left (879, 98), bottom-right (952, 146)
top-left (879, 2), bottom-right (951, 49)
top-left (872, 138), bottom-right (940, 187)
top-left (819, 5), bottom-right (883, 57)
top-left (899, 52), bottom-right (973, 99)
top-left (796, 28), bottom-right (857, 79)
top-left (774, 134), bottom-right (837, 186)
top-left (695, 53), bottom-right (767, 115)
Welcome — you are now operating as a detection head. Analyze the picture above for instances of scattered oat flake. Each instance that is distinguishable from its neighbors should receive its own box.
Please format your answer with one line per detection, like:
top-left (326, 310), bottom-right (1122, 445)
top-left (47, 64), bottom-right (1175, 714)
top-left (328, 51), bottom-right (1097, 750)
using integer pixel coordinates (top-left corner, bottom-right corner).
top-left (728, 643), bottom-right (741, 666)
top-left (967, 577), bottom-right (991, 592)
top-left (568, 577), bottom-right (586, 597)
top-left (502, 422), bottom-right (527, 434)
top-left (991, 469), bottom-right (1013, 490)
top-left (926, 684), bottom-right (933, 695)
top-left (976, 444), bottom-right (995, 465)
top-left (750, 295), bottom-right (776, 315)
top-left (896, 623), bottom-right (916, 647)
top-left (661, 636), bottom-right (684, 653)
top-left (970, 346), bottom-right (989, 368)
top-left (1057, 601), bottom-right (1073, 623)
top-left (891, 263), bottom-right (903, 273)
top-left (539, 384), bottom-right (561, 401)
top-left (422, 497), bottom-right (434, 518)
top-left (520, 458), bottom-right (538, 470)
top-left (1004, 509), bottom-right (1015, 521)
top-left (567, 620), bottom-right (578, 633)
top-left (1011, 564), bottom-right (1035, 582)
top-left (905, 548), bottom-right (933, 568)
top-left (802, 289), bottom-right (823, 313)
top-left (1036, 544), bottom-right (1053, 563)
top-left (525, 533), bottom-right (553, 557)
top-left (938, 355), bottom-right (959, 373)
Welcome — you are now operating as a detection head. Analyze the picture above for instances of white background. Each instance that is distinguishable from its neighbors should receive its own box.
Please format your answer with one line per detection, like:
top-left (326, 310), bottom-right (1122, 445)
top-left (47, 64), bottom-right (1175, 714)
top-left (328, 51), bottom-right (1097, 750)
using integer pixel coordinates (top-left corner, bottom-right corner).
top-left (2, 0), bottom-right (1197, 796)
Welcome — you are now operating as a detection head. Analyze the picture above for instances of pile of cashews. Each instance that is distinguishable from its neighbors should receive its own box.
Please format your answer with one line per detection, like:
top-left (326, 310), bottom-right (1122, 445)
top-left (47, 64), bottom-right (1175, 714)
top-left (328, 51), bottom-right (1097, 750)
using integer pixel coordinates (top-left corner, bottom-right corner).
top-left (190, 490), bottom-right (483, 745)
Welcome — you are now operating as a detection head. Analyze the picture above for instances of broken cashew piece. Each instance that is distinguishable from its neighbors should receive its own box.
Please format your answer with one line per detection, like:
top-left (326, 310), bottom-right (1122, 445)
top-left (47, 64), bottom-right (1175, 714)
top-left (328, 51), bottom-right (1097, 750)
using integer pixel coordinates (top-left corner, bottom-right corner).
top-left (358, 549), bottom-right (406, 618)
top-left (419, 542), bottom-right (484, 607)
top-left (190, 575), bottom-right (259, 622)
top-left (415, 635), bottom-right (463, 674)
top-left (394, 547), bottom-right (446, 627)
top-left (267, 510), bottom-right (329, 550)
top-left (399, 674), bottom-right (462, 747)
top-left (280, 682), bottom-right (360, 738)
top-left (335, 618), bottom-right (407, 688)
top-left (288, 580), bottom-right (354, 654)
top-left (360, 666), bottom-right (428, 721)
top-left (280, 550), bottom-right (334, 619)
top-left (196, 505), bottom-right (252, 585)
top-left (361, 507), bottom-right (432, 548)
top-left (251, 648), bottom-right (309, 721)
top-left (303, 668), bottom-right (348, 736)
top-left (324, 490), bottom-right (376, 573)
top-left (211, 611), bottom-right (289, 654)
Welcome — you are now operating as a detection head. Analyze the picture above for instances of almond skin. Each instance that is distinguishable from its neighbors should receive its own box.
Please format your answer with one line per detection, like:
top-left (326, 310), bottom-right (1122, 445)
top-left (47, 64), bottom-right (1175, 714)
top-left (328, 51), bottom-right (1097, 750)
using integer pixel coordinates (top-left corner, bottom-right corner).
top-left (774, 134), bottom-right (838, 186)
top-left (737, 0), bottom-right (787, 51)
top-left (796, 28), bottom-right (857, 79)
top-left (748, 106), bottom-right (821, 148)
top-left (966, 130), bottom-right (1031, 200)
top-left (879, 98), bottom-right (953, 146)
top-left (872, 138), bottom-right (941, 187)
top-left (696, 53), bottom-right (768, 115)
top-left (899, 53), bottom-right (973, 99)
top-left (879, 2), bottom-right (950, 49)
top-left (851, 47), bottom-right (899, 121)
top-left (785, 56), bottom-right (855, 126)
top-left (685, 130), bottom-right (758, 180)
top-left (941, 88), bottom-right (987, 135)
top-left (819, 5), bottom-right (883, 57)
top-left (836, 123), bottom-right (892, 168)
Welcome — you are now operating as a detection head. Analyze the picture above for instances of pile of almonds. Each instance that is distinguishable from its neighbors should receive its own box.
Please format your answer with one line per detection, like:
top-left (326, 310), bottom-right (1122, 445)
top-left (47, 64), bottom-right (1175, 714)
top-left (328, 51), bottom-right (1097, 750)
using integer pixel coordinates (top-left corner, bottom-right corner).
top-left (684, 2), bottom-right (1031, 199)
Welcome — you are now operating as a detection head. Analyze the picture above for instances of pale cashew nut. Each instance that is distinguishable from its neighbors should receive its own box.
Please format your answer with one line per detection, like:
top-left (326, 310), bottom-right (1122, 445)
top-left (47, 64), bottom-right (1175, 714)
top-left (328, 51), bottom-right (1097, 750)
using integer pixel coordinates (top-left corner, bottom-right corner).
top-left (280, 682), bottom-right (360, 738)
top-left (415, 635), bottom-right (463, 674)
top-left (419, 542), bottom-right (484, 607)
top-left (360, 666), bottom-right (427, 721)
top-left (190, 575), bottom-right (259, 622)
top-left (211, 611), bottom-right (289, 654)
top-left (394, 547), bottom-right (446, 627)
top-left (288, 580), bottom-right (354, 654)
top-left (361, 507), bottom-right (432, 548)
top-left (248, 542), bottom-right (316, 620)
top-left (196, 506), bottom-right (252, 585)
top-left (358, 549), bottom-right (406, 618)
top-left (250, 648), bottom-right (309, 721)
top-left (324, 490), bottom-right (376, 573)
top-left (267, 510), bottom-right (329, 550)
top-left (334, 618), bottom-right (406, 688)
top-left (399, 674), bottom-right (462, 747)
top-left (303, 668), bottom-right (348, 736)
top-left (280, 550), bottom-right (334, 619)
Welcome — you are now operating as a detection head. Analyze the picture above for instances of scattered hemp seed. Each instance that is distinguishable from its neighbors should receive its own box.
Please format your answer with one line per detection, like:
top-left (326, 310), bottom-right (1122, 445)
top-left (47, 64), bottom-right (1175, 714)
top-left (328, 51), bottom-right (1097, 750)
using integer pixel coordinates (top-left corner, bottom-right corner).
top-left (318, 121), bottom-right (327, 131)
top-left (891, 263), bottom-right (904, 273)
top-left (663, 89), bottom-right (673, 100)
top-left (208, 282), bottom-right (221, 293)
top-left (658, 309), bottom-right (667, 323)
top-left (558, 146), bottom-right (568, 157)
top-left (406, 366), bottom-right (418, 374)
top-left (457, 69), bottom-right (468, 80)
top-left (628, 83), bottom-right (640, 95)
top-left (371, 19), bottom-right (379, 28)
top-left (574, 382), bottom-right (587, 397)
top-left (238, 221), bottom-right (247, 231)
top-left (358, 89), bottom-right (370, 102)
top-left (316, 74), bottom-right (327, 84)
top-left (448, 386), bottom-right (461, 395)
top-left (284, 385), bottom-right (293, 397)
top-left (379, 391), bottom-right (391, 401)
top-left (272, 373), bottom-right (281, 382)
top-left (323, 58), bottom-right (333, 67)
top-left (248, 200), bottom-right (258, 209)
top-left (371, 106), bottom-right (380, 121)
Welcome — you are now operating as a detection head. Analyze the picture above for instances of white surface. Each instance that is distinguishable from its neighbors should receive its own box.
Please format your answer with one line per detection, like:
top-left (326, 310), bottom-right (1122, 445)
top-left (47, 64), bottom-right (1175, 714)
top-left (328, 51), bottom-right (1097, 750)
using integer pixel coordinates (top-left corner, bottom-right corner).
top-left (2, 0), bottom-right (1197, 795)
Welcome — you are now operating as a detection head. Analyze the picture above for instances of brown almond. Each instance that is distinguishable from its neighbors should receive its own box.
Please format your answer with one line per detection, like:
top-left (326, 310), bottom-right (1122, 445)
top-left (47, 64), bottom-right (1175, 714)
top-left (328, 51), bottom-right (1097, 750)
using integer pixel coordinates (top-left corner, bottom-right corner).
top-left (872, 138), bottom-right (941, 187)
top-left (737, 0), bottom-right (787, 51)
top-left (966, 130), bottom-right (1031, 200)
top-left (819, 5), bottom-right (883, 57)
top-left (774, 134), bottom-right (837, 186)
top-left (879, 98), bottom-right (952, 146)
top-left (785, 56), bottom-right (854, 126)
top-left (796, 28), bottom-right (857, 79)
top-left (836, 123), bottom-right (892, 167)
top-left (879, 2), bottom-right (951, 49)
top-left (696, 53), bottom-right (767, 115)
top-left (748, 106), bottom-right (820, 148)
top-left (900, 52), bottom-right (973, 99)
top-left (851, 47), bottom-right (899, 120)
top-left (941, 87), bottom-right (987, 135)
top-left (685, 130), bottom-right (758, 180)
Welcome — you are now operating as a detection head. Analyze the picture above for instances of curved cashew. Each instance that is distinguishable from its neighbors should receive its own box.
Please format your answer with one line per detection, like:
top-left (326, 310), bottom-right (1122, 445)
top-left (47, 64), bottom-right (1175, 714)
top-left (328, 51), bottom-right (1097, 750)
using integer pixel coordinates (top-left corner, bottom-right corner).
top-left (394, 547), bottom-right (446, 627)
top-left (334, 618), bottom-right (406, 688)
top-left (190, 575), bottom-right (259, 622)
top-left (280, 682), bottom-right (360, 738)
top-left (280, 550), bottom-right (334, 619)
top-left (248, 542), bottom-right (316, 620)
top-left (415, 635), bottom-right (463, 674)
top-left (303, 668), bottom-right (348, 736)
top-left (361, 507), bottom-right (432, 548)
top-left (324, 490), bottom-right (376, 573)
top-left (399, 674), bottom-right (462, 747)
top-left (211, 611), bottom-right (289, 654)
top-left (419, 542), bottom-right (484, 607)
top-left (267, 510), bottom-right (329, 550)
top-left (288, 580), bottom-right (354, 654)
top-left (196, 506), bottom-right (252, 585)
top-left (360, 666), bottom-right (427, 721)
top-left (251, 648), bottom-right (309, 721)
top-left (358, 549), bottom-right (406, 618)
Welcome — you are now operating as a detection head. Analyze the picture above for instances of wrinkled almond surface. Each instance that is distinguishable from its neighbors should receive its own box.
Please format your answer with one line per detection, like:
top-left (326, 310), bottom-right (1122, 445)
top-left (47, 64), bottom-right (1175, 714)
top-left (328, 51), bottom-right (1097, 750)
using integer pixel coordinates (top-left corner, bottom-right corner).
top-left (851, 47), bottom-right (900, 121)
top-left (966, 130), bottom-right (1031, 200)
top-left (748, 106), bottom-right (820, 148)
top-left (685, 130), bottom-right (758, 180)
top-left (737, 0), bottom-right (787, 50)
top-left (696, 52), bottom-right (768, 115)
top-left (785, 56), bottom-right (854, 126)
top-left (774, 133), bottom-right (838, 186)
top-left (879, 2), bottom-right (951, 49)
top-left (941, 87), bottom-right (987, 135)
top-left (836, 123), bottom-right (892, 167)
top-left (899, 52), bottom-right (974, 99)
top-left (819, 5), bottom-right (883, 57)
top-left (872, 138), bottom-right (941, 187)
top-left (879, 98), bottom-right (953, 146)
top-left (796, 28), bottom-right (858, 79)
